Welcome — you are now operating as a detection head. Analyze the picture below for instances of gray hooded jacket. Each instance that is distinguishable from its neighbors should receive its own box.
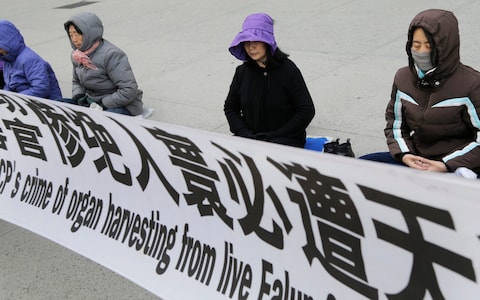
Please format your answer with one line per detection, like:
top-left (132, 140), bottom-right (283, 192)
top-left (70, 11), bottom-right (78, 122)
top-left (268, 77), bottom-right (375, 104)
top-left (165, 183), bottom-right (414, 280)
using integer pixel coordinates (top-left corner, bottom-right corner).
top-left (64, 12), bottom-right (143, 115)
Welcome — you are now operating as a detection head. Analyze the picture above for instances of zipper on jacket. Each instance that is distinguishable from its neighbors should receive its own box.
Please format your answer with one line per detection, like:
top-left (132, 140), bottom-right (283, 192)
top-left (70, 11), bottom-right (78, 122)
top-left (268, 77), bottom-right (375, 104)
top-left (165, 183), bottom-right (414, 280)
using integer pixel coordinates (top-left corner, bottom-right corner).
top-left (417, 90), bottom-right (432, 143)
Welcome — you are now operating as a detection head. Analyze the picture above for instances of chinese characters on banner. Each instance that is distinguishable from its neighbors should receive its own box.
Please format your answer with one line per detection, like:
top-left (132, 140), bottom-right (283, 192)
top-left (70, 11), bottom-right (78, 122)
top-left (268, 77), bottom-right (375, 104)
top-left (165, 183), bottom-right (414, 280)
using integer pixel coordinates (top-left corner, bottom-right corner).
top-left (0, 91), bottom-right (479, 300)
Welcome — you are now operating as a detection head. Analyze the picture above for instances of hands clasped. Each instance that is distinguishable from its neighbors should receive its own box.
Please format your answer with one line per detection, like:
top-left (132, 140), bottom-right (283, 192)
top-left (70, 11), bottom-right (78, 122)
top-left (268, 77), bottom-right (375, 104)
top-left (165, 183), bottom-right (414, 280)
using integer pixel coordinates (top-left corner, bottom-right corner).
top-left (402, 154), bottom-right (447, 172)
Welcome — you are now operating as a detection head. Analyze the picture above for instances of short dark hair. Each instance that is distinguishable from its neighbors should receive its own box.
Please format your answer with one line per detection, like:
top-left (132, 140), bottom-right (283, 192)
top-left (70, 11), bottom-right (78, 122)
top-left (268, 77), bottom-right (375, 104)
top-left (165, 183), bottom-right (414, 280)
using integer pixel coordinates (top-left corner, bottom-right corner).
top-left (64, 21), bottom-right (82, 35)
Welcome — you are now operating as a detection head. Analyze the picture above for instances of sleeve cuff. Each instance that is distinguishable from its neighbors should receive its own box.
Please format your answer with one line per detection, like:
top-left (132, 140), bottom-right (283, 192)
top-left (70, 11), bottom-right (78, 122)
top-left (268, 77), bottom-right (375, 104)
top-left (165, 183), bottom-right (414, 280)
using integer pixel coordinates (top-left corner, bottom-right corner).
top-left (98, 100), bottom-right (107, 109)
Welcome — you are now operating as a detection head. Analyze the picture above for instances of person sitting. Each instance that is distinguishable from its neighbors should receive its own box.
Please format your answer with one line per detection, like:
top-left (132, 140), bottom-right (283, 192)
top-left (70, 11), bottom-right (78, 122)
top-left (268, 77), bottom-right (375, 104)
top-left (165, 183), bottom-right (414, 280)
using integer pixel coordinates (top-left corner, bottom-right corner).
top-left (63, 12), bottom-right (143, 116)
top-left (0, 20), bottom-right (62, 100)
top-left (224, 13), bottom-right (315, 148)
top-left (359, 9), bottom-right (480, 179)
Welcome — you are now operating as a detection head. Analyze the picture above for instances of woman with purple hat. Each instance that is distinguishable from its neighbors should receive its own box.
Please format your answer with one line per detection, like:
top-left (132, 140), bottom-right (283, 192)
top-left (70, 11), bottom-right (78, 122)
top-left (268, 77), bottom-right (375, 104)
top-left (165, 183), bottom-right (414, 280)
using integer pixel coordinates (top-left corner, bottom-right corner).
top-left (224, 13), bottom-right (315, 148)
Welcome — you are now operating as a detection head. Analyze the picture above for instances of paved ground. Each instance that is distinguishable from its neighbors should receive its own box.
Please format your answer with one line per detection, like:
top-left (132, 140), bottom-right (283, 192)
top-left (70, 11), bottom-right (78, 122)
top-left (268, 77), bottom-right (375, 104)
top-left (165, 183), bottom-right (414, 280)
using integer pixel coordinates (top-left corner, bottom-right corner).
top-left (2, 0), bottom-right (480, 299)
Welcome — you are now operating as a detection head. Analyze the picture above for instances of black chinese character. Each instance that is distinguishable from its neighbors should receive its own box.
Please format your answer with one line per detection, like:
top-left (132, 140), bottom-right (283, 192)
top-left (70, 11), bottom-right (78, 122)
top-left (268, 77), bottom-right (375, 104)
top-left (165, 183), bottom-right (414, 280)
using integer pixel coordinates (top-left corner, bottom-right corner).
top-left (0, 127), bottom-right (6, 150)
top-left (359, 185), bottom-right (476, 300)
top-left (111, 120), bottom-right (179, 202)
top-left (25, 99), bottom-right (86, 167)
top-left (68, 111), bottom-right (131, 186)
top-left (213, 143), bottom-right (291, 248)
top-left (3, 118), bottom-right (46, 160)
top-left (0, 93), bottom-right (28, 115)
top-left (270, 159), bottom-right (377, 299)
top-left (147, 128), bottom-right (232, 226)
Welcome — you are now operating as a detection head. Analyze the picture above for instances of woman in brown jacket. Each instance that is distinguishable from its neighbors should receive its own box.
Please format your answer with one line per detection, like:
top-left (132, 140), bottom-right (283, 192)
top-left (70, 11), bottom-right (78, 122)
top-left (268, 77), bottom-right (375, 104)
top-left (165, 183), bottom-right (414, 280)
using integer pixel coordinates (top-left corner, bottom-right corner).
top-left (360, 9), bottom-right (480, 178)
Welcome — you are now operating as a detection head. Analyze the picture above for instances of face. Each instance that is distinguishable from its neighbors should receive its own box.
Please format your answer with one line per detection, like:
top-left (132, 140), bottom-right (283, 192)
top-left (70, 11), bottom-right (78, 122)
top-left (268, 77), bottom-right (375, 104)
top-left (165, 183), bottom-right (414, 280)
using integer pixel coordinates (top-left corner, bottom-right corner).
top-left (411, 28), bottom-right (431, 53)
top-left (68, 24), bottom-right (83, 49)
top-left (244, 41), bottom-right (267, 62)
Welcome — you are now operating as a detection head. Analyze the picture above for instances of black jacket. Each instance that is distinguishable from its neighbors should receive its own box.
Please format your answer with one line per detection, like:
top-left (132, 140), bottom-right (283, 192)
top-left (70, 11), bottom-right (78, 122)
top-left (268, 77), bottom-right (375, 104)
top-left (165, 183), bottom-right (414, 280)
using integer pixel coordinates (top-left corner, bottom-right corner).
top-left (224, 56), bottom-right (315, 148)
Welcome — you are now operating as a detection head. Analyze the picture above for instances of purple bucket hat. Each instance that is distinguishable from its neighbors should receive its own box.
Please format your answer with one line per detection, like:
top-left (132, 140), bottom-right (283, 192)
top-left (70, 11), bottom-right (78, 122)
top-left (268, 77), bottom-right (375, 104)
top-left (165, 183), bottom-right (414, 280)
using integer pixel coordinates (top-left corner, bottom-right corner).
top-left (229, 13), bottom-right (277, 61)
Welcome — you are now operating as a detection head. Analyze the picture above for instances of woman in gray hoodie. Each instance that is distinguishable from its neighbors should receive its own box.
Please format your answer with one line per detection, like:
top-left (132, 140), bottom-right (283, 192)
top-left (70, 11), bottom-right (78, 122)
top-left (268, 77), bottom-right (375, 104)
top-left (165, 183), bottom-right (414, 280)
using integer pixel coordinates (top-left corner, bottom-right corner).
top-left (64, 12), bottom-right (143, 116)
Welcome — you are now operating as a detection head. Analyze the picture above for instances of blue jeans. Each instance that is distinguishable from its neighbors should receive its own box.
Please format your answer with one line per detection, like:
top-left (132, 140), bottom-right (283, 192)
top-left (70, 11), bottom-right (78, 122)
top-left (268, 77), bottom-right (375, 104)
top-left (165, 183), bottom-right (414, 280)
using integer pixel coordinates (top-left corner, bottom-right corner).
top-left (56, 98), bottom-right (131, 116)
top-left (104, 107), bottom-right (132, 115)
top-left (358, 152), bottom-right (405, 166)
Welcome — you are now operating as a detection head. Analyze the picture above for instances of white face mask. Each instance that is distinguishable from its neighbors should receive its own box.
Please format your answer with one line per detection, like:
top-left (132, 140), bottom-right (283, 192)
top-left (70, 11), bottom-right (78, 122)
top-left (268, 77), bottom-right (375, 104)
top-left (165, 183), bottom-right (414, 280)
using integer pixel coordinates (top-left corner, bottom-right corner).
top-left (411, 50), bottom-right (433, 72)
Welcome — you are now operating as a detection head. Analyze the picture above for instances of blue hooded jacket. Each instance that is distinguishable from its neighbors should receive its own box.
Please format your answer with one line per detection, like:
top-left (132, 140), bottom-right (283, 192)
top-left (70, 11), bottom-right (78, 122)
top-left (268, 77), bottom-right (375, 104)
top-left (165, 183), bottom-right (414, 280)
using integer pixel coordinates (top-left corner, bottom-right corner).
top-left (0, 20), bottom-right (62, 100)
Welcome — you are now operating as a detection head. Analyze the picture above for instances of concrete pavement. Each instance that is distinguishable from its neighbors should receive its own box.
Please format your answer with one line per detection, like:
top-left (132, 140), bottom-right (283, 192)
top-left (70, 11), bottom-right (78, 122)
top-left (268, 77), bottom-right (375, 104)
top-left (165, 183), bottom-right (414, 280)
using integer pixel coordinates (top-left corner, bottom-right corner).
top-left (2, 0), bottom-right (480, 298)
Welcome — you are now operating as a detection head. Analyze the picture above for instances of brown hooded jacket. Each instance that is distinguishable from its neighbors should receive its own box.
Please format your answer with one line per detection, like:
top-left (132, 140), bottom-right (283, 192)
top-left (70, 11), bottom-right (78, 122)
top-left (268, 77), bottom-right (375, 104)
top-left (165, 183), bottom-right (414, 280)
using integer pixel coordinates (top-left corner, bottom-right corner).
top-left (384, 9), bottom-right (480, 173)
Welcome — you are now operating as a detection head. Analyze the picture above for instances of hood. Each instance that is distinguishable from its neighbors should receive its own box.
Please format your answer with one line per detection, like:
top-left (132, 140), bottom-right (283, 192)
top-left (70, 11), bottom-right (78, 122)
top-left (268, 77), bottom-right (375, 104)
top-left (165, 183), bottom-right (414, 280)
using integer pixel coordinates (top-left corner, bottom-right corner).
top-left (64, 12), bottom-right (103, 51)
top-left (229, 13), bottom-right (277, 61)
top-left (0, 20), bottom-right (26, 62)
top-left (406, 9), bottom-right (460, 82)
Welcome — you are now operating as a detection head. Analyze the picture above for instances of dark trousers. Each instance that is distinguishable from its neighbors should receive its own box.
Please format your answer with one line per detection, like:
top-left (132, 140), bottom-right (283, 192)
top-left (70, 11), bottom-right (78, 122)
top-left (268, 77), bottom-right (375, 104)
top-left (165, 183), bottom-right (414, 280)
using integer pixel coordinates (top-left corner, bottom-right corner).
top-left (360, 151), bottom-right (480, 178)
top-left (358, 152), bottom-right (405, 166)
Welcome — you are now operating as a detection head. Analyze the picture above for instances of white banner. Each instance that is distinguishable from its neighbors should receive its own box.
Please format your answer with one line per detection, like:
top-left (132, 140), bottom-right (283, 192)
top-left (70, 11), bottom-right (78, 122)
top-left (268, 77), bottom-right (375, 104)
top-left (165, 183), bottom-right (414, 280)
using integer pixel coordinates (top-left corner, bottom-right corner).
top-left (0, 90), bottom-right (479, 300)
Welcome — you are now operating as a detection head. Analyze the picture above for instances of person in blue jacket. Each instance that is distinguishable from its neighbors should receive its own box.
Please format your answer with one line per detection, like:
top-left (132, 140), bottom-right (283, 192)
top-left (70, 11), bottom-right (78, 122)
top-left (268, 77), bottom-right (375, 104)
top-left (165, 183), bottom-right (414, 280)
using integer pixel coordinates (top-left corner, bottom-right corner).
top-left (0, 20), bottom-right (62, 100)
top-left (0, 61), bottom-right (4, 89)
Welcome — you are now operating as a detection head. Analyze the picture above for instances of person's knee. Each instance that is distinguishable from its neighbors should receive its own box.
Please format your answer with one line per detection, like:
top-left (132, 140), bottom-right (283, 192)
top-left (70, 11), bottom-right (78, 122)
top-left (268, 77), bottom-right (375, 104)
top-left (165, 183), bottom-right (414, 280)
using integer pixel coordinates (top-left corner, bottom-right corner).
top-left (358, 152), bottom-right (388, 161)
top-left (359, 152), bottom-right (401, 165)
